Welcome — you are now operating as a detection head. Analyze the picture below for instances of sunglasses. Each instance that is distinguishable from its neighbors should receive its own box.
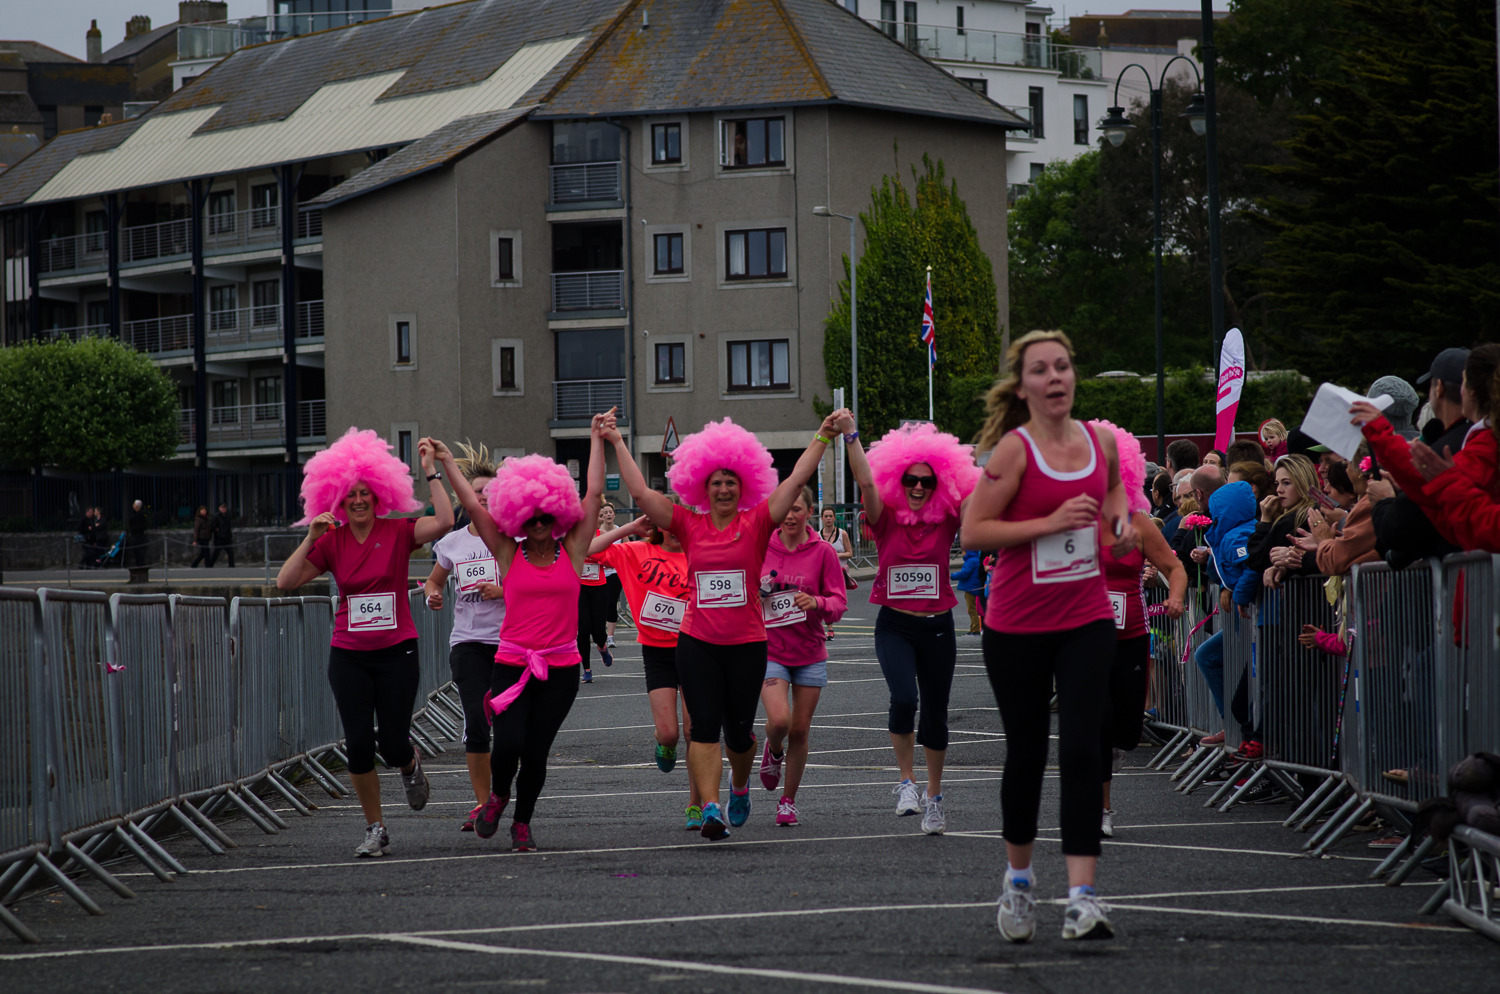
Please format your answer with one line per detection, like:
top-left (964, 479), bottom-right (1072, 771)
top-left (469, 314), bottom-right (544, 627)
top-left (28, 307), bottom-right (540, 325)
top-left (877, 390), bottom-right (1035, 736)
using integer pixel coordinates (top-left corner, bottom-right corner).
top-left (901, 473), bottom-right (937, 489)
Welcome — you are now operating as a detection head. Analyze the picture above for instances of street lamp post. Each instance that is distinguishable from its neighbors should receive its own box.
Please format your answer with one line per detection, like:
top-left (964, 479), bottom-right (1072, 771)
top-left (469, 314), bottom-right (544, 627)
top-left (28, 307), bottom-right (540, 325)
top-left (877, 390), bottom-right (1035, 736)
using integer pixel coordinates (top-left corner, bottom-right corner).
top-left (812, 206), bottom-right (858, 432)
top-left (1098, 59), bottom-right (1208, 465)
top-left (1200, 0), bottom-right (1228, 365)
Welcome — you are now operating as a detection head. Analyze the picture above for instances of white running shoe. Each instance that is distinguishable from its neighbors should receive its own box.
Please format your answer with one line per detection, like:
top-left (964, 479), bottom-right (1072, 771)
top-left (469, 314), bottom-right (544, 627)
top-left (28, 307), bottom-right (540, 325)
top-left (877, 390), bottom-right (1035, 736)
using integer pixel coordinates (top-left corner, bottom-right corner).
top-left (996, 877), bottom-right (1036, 943)
top-left (606, 636), bottom-right (616, 649)
top-left (1101, 808), bottom-right (1115, 838)
top-left (893, 779), bottom-right (923, 816)
top-left (1062, 891), bottom-right (1114, 940)
top-left (1111, 747), bottom-right (1126, 774)
top-left (921, 794), bottom-right (945, 835)
top-left (354, 823), bottom-right (390, 858)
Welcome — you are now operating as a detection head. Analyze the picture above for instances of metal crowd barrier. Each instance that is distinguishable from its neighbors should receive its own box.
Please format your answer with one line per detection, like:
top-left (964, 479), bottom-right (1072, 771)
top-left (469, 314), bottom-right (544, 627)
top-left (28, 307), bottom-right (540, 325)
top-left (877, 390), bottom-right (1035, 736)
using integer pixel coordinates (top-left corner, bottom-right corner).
top-left (408, 581), bottom-right (468, 755)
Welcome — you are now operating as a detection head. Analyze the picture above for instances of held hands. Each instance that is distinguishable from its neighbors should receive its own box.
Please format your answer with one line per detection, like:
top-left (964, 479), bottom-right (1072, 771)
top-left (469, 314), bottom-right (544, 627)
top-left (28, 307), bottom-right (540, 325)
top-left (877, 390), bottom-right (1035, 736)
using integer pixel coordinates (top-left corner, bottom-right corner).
top-left (417, 437), bottom-right (437, 476)
top-left (831, 409), bottom-right (856, 436)
top-left (307, 510), bottom-right (338, 541)
top-left (425, 587), bottom-right (443, 611)
top-left (594, 407), bottom-right (623, 445)
top-left (792, 591), bottom-right (818, 610)
top-left (1409, 441), bottom-right (1456, 482)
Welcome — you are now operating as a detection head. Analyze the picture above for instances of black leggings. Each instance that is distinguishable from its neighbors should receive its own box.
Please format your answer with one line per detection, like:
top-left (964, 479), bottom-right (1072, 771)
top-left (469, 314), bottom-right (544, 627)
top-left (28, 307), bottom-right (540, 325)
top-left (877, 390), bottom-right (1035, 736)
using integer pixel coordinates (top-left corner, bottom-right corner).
top-left (873, 607), bottom-right (956, 751)
top-left (641, 644), bottom-right (680, 693)
top-left (577, 584), bottom-right (612, 667)
top-left (983, 620), bottom-right (1115, 857)
top-left (1100, 634), bottom-right (1150, 784)
top-left (489, 663), bottom-right (580, 824)
top-left (603, 574), bottom-right (622, 623)
top-left (449, 641), bottom-right (497, 754)
top-left (675, 633), bottom-right (766, 752)
top-left (327, 639), bottom-right (420, 775)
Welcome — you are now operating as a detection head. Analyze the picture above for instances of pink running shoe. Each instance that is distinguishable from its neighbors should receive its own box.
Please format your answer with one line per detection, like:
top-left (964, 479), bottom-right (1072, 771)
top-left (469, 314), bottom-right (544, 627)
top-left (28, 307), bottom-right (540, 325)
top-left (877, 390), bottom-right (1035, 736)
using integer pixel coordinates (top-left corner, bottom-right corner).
top-left (759, 738), bottom-right (783, 791)
top-left (776, 796), bottom-right (799, 826)
top-left (460, 802), bottom-right (483, 832)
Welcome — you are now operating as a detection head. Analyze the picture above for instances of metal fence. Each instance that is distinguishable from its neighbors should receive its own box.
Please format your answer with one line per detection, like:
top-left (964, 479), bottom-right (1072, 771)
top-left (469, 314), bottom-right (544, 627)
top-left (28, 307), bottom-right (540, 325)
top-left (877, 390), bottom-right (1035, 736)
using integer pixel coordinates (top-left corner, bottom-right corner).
top-left (0, 467), bottom-right (302, 532)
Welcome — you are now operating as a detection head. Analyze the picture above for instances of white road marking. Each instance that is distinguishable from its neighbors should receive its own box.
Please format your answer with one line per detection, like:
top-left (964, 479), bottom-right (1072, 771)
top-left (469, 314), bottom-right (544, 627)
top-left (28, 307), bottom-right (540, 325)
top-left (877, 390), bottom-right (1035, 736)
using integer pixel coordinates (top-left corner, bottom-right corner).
top-left (947, 834), bottom-right (1385, 863)
top-left (1102, 902), bottom-right (1469, 933)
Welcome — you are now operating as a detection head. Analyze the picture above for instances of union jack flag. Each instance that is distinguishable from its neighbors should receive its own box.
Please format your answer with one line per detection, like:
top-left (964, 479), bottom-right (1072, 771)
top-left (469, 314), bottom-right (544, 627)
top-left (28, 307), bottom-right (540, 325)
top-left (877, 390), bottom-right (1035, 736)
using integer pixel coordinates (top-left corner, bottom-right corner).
top-left (920, 270), bottom-right (936, 367)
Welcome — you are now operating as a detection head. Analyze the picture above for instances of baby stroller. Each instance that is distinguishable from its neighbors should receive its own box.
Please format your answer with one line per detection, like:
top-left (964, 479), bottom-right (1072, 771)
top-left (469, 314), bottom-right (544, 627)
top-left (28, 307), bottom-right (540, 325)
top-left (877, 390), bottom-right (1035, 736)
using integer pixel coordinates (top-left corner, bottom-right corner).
top-left (96, 532), bottom-right (126, 568)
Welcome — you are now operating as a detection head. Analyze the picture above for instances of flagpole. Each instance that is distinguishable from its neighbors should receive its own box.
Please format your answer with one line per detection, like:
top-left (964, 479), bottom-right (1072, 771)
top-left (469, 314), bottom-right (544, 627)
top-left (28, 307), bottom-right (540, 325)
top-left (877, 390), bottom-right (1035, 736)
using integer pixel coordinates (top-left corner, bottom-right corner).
top-left (926, 266), bottom-right (933, 421)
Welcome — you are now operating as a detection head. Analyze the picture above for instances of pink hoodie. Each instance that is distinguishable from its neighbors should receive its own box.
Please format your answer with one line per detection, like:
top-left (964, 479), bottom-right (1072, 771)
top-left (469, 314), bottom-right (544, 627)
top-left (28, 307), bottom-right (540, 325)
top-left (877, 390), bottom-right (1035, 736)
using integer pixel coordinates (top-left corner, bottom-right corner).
top-left (761, 529), bottom-right (848, 665)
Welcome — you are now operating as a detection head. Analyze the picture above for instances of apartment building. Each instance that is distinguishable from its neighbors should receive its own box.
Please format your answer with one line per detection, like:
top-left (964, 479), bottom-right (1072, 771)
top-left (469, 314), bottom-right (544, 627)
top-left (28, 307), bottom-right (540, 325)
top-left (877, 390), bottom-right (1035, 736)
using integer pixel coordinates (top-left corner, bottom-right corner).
top-left (0, 0), bottom-right (1022, 498)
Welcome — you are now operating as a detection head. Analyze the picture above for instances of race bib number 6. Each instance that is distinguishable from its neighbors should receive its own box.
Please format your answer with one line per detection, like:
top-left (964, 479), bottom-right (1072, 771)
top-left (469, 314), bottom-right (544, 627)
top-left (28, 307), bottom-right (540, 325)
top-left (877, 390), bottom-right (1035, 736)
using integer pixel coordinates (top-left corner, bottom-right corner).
top-left (763, 589), bottom-right (807, 628)
top-left (1032, 527), bottom-right (1099, 585)
top-left (886, 564), bottom-right (938, 599)
top-left (456, 556), bottom-right (497, 592)
top-left (641, 590), bottom-right (687, 632)
top-left (696, 570), bottom-right (746, 608)
top-left (347, 592), bottom-right (397, 632)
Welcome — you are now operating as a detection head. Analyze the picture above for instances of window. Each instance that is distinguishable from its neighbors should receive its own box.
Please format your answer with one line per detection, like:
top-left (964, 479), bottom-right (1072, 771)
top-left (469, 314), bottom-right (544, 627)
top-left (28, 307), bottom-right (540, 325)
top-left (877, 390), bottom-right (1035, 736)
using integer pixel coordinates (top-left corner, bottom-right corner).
top-left (651, 123), bottom-right (681, 164)
top-left (251, 183), bottom-right (279, 229)
top-left (38, 105), bottom-right (57, 140)
top-left (728, 339), bottom-right (790, 391)
top-left (207, 190), bottom-right (236, 235)
top-left (1028, 87), bottom-right (1045, 138)
top-left (84, 106), bottom-right (103, 127)
top-left (654, 233), bottom-right (684, 274)
top-left (1024, 22), bottom-right (1042, 67)
top-left (212, 380), bottom-right (239, 422)
top-left (85, 210), bottom-right (107, 253)
top-left (903, 2), bottom-right (918, 48)
top-left (655, 342), bottom-right (685, 384)
top-left (1029, 162), bottom-right (1046, 182)
top-left (880, 0), bottom-right (896, 37)
top-left (725, 228), bottom-right (787, 280)
top-left (253, 376), bottom-right (281, 421)
top-left (252, 279), bottom-right (279, 326)
top-left (719, 117), bottom-right (785, 168)
top-left (398, 431), bottom-right (413, 467)
top-left (209, 285), bottom-right (238, 330)
top-left (395, 320), bottom-right (412, 364)
top-left (551, 121), bottom-right (622, 164)
top-left (496, 237), bottom-right (515, 281)
top-left (1073, 94), bottom-right (1089, 145)
top-left (956, 6), bottom-right (965, 34)
top-left (87, 300), bottom-right (108, 329)
top-left (844, 0), bottom-right (858, 12)
top-left (555, 328), bottom-right (624, 380)
top-left (497, 346), bottom-right (517, 390)
top-left (959, 77), bottom-right (987, 96)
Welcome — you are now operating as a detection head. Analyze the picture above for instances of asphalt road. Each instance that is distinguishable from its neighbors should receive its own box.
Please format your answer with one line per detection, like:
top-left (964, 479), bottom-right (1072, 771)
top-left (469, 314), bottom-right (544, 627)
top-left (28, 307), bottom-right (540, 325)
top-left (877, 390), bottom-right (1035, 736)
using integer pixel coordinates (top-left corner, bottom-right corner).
top-left (2, 595), bottom-right (1495, 992)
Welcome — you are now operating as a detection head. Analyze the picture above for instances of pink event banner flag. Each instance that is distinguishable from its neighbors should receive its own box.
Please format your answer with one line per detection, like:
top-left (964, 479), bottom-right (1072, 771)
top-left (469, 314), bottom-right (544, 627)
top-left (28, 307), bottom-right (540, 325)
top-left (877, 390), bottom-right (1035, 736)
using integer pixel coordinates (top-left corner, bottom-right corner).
top-left (1214, 327), bottom-right (1246, 452)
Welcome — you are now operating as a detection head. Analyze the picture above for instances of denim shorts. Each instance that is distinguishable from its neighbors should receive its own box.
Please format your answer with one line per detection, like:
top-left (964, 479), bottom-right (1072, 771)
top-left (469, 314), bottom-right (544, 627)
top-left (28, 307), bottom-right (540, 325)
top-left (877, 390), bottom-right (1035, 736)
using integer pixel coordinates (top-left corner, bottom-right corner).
top-left (764, 659), bottom-right (828, 688)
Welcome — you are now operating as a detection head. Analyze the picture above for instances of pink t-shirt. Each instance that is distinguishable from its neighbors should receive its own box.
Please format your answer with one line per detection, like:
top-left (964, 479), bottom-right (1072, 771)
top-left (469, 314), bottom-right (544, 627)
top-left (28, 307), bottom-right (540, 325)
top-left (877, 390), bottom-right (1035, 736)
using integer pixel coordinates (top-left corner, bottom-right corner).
top-left (1102, 540), bottom-right (1147, 639)
top-left (308, 516), bottom-right (418, 651)
top-left (762, 530), bottom-right (847, 665)
top-left (985, 424), bottom-right (1114, 634)
top-left (670, 501), bottom-right (775, 646)
top-left (496, 545), bottom-right (582, 666)
top-left (867, 508), bottom-right (961, 615)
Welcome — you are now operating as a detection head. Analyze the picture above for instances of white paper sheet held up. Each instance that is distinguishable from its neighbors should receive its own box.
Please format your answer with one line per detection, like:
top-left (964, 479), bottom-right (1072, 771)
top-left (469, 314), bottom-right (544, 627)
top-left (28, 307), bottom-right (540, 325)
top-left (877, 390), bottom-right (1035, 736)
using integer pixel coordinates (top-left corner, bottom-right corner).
top-left (1299, 383), bottom-right (1394, 460)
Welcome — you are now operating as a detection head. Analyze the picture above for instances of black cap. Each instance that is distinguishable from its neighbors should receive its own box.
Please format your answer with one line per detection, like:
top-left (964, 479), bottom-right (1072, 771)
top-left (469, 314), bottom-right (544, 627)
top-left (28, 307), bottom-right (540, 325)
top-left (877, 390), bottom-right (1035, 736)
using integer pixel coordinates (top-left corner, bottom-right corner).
top-left (1415, 347), bottom-right (1469, 386)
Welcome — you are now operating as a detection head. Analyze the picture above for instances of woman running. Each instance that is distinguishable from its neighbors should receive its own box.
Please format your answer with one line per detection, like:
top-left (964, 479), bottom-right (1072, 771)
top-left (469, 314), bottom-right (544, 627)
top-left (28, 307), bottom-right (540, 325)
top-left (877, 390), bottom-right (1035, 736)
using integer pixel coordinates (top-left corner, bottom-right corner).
top-left (818, 505), bottom-right (854, 641)
top-left (277, 428), bottom-right (463, 858)
top-left (588, 503), bottom-right (705, 827)
top-left (963, 330), bottom-right (1137, 942)
top-left (423, 442), bottom-right (505, 832)
top-left (598, 501), bottom-right (624, 651)
top-left (1089, 422), bottom-right (1186, 839)
top-left (837, 417), bottom-right (979, 836)
top-left (757, 485), bottom-right (847, 826)
top-left (607, 411), bottom-right (844, 839)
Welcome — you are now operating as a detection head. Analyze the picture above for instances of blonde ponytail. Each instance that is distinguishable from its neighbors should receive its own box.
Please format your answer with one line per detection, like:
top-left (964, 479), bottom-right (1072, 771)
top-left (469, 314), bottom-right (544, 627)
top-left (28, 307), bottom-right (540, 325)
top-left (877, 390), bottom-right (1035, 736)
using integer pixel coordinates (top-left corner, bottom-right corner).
top-left (975, 330), bottom-right (1076, 453)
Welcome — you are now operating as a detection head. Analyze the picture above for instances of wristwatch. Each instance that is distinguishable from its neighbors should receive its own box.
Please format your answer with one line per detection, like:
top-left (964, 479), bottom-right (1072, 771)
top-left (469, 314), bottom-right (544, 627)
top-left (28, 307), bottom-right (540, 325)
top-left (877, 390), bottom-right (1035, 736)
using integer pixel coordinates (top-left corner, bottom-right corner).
top-left (426, 470), bottom-right (442, 482)
top-left (844, 430), bottom-right (859, 444)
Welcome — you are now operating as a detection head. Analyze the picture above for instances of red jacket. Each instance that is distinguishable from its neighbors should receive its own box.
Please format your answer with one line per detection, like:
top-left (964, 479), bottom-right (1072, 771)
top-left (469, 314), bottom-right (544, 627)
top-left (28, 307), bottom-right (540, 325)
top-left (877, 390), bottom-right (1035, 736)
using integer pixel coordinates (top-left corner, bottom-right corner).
top-left (1361, 416), bottom-right (1497, 547)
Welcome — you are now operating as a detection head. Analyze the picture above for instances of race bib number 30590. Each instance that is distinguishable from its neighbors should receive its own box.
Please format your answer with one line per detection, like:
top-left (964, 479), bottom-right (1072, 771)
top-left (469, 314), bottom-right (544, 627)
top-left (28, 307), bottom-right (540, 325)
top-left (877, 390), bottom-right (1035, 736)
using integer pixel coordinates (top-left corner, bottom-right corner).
top-left (886, 564), bottom-right (938, 599)
top-left (347, 593), bottom-right (397, 632)
top-left (696, 570), bottom-right (746, 608)
top-left (1031, 527), bottom-right (1099, 584)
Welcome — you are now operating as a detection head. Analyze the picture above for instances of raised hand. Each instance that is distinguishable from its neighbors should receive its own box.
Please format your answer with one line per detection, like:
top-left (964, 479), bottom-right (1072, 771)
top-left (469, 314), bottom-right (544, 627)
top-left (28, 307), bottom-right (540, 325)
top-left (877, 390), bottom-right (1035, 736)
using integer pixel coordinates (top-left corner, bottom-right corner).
top-left (1409, 441), bottom-right (1456, 482)
top-left (308, 510), bottom-right (338, 541)
top-left (1348, 401), bottom-right (1384, 426)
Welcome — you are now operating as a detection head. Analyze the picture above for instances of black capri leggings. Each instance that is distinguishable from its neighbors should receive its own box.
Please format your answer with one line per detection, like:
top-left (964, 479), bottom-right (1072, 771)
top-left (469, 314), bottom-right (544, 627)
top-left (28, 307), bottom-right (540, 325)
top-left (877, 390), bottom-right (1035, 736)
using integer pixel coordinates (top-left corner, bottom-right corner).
top-left (577, 584), bottom-right (612, 666)
top-left (641, 643), bottom-right (681, 693)
top-left (1100, 634), bottom-right (1150, 783)
top-left (873, 607), bottom-right (956, 751)
top-left (603, 573), bottom-right (623, 624)
top-left (983, 619), bottom-right (1116, 857)
top-left (449, 641), bottom-right (498, 754)
top-left (490, 663), bottom-right (581, 824)
top-left (327, 639), bottom-right (420, 775)
top-left (675, 633), bottom-right (766, 753)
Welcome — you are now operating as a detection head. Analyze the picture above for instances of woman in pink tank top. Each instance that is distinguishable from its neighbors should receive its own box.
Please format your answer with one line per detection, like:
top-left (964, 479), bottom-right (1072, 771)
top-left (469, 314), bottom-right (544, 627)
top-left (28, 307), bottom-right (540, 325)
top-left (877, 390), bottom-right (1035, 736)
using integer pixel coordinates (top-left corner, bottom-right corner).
top-left (450, 410), bottom-right (611, 852)
top-left (961, 331), bottom-right (1139, 943)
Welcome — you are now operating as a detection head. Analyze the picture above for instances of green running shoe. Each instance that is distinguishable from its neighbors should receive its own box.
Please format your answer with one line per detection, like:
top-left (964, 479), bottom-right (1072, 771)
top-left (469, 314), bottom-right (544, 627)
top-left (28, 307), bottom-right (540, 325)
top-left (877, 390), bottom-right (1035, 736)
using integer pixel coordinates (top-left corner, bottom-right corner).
top-left (685, 804), bottom-right (704, 830)
top-left (655, 743), bottom-right (677, 773)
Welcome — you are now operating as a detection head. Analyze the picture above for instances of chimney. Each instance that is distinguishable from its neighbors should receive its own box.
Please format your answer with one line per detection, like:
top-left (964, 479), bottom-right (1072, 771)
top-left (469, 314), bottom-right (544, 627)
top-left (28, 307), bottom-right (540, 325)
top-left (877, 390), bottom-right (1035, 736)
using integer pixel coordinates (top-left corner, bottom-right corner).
top-left (86, 19), bottom-right (102, 62)
top-left (125, 15), bottom-right (152, 40)
top-left (1097, 20), bottom-right (1110, 48)
top-left (179, 2), bottom-right (230, 26)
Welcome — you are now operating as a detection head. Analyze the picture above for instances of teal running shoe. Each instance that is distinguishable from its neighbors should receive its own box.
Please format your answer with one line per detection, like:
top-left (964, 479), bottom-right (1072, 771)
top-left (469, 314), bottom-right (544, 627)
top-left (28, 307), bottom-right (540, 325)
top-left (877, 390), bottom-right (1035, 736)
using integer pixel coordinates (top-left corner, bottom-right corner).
top-left (655, 743), bottom-right (677, 773)
top-left (727, 787), bottom-right (750, 827)
top-left (685, 804), bottom-right (703, 830)
top-left (700, 802), bottom-right (729, 840)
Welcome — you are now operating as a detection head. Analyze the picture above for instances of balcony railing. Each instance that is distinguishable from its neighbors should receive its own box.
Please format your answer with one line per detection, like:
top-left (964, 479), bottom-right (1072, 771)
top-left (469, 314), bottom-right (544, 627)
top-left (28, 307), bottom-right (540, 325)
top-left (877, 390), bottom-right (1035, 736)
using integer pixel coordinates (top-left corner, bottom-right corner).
top-left (38, 208), bottom-right (326, 274)
top-left (124, 314), bottom-right (194, 354)
top-left (95, 300), bottom-right (325, 356)
top-left (35, 323), bottom-right (108, 343)
top-left (550, 162), bottom-right (621, 204)
top-left (999, 104), bottom-right (1034, 134)
top-left (178, 12), bottom-right (392, 60)
top-left (178, 399), bottom-right (327, 446)
top-left (552, 270), bottom-right (624, 312)
top-left (880, 23), bottom-right (1103, 79)
top-left (553, 379), bottom-right (626, 421)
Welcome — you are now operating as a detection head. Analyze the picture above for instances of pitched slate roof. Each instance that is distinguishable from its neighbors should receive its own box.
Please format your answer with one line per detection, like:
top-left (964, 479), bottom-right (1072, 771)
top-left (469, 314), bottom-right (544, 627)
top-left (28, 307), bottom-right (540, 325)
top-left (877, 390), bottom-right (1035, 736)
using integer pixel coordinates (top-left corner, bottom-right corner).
top-left (0, 132), bottom-right (42, 170)
top-left (0, 41), bottom-right (83, 64)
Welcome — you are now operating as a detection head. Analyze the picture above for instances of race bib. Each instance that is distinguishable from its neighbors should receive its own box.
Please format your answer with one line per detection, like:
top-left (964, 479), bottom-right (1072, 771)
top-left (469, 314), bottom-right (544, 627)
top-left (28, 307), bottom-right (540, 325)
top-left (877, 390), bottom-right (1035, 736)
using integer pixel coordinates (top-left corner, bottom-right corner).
top-left (582, 562), bottom-right (602, 582)
top-left (886, 564), bottom-right (939, 599)
top-left (455, 556), bottom-right (497, 593)
top-left (347, 593), bottom-right (397, 632)
top-left (641, 590), bottom-right (687, 632)
top-left (763, 589), bottom-right (807, 628)
top-left (1108, 591), bottom-right (1128, 630)
top-left (696, 570), bottom-right (746, 608)
top-left (1031, 527), bottom-right (1099, 584)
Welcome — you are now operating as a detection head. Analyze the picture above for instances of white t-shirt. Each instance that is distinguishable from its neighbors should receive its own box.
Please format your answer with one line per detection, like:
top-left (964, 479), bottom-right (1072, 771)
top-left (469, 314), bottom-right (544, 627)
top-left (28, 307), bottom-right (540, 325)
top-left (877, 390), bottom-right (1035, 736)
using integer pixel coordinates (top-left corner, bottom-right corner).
top-left (433, 527), bottom-right (506, 647)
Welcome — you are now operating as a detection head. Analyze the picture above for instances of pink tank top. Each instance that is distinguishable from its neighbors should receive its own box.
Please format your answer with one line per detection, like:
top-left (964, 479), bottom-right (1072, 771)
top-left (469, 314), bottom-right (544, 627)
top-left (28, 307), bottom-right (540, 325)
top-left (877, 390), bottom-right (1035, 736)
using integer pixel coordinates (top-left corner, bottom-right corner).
top-left (984, 423), bottom-right (1114, 634)
top-left (1102, 541), bottom-right (1147, 639)
top-left (496, 545), bottom-right (582, 666)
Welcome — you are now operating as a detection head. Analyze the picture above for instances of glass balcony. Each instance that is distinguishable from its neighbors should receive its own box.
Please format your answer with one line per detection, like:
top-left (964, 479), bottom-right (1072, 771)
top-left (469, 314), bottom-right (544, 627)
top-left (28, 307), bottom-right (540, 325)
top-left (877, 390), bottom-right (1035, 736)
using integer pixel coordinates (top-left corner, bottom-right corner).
top-left (887, 23), bottom-right (1103, 79)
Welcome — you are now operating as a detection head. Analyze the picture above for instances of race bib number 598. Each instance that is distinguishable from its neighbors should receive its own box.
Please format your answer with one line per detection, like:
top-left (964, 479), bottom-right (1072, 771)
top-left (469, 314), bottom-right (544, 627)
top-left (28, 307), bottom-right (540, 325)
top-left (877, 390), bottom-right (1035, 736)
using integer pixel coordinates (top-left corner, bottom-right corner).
top-left (696, 570), bottom-right (746, 608)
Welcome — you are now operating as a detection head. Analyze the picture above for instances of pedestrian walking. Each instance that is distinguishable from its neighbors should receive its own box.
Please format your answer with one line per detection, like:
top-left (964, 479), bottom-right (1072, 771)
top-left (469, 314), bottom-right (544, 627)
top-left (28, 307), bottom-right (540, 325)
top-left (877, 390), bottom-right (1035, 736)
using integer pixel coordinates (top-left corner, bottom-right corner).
top-left (190, 506), bottom-right (213, 567)
top-left (209, 502), bottom-right (236, 567)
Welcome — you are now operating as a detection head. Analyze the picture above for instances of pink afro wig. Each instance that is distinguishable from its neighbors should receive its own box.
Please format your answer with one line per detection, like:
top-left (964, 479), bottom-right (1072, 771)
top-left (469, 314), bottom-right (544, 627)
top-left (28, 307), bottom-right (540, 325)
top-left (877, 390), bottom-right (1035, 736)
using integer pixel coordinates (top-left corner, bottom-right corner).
top-left (866, 422), bottom-right (980, 525)
top-left (297, 427), bottom-right (423, 525)
top-left (484, 454), bottom-right (582, 539)
top-left (666, 418), bottom-right (777, 513)
top-left (1088, 420), bottom-right (1149, 515)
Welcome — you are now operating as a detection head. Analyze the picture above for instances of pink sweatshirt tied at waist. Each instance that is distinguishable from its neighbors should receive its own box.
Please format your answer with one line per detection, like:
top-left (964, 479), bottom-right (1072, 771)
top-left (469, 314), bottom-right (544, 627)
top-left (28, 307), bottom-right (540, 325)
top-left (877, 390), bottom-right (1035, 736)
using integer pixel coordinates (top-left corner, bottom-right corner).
top-left (484, 638), bottom-right (578, 720)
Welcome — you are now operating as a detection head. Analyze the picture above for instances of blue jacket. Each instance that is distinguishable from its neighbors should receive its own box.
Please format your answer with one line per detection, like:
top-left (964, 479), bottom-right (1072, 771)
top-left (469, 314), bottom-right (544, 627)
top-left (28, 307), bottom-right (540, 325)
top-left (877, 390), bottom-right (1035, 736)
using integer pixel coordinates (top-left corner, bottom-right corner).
top-left (1205, 482), bottom-right (1260, 607)
top-left (951, 549), bottom-right (987, 594)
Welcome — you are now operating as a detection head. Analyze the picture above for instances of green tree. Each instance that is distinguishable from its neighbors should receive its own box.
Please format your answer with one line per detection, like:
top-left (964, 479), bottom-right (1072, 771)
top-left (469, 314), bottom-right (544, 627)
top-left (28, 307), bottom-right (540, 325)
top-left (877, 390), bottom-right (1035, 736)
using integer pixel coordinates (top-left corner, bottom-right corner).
top-left (1217, 0), bottom-right (1360, 110)
top-left (823, 155), bottom-right (1000, 444)
top-left (0, 337), bottom-right (179, 470)
top-left (1255, 0), bottom-right (1499, 384)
